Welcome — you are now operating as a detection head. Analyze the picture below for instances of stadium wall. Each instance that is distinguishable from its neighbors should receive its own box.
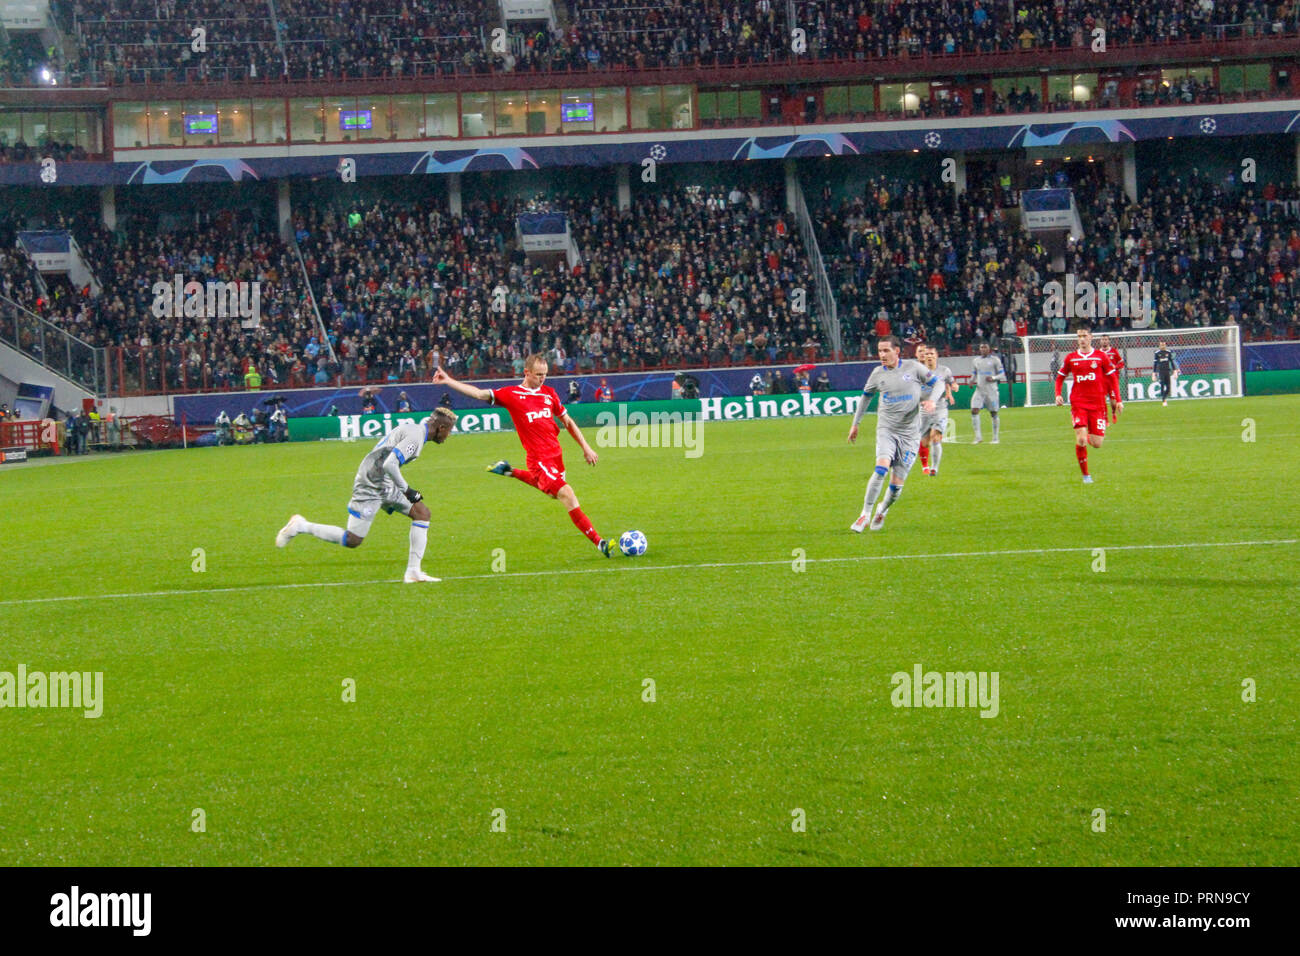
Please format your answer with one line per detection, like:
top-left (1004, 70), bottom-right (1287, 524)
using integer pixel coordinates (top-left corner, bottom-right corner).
top-left (169, 342), bottom-right (1300, 424)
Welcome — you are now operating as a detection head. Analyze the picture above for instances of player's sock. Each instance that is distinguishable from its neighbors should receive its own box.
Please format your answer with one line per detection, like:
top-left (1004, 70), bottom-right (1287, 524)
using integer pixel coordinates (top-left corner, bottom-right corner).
top-left (568, 506), bottom-right (602, 546)
top-left (971, 414), bottom-right (981, 442)
top-left (863, 465), bottom-right (888, 514)
top-left (991, 412), bottom-right (1000, 441)
top-left (302, 520), bottom-right (346, 545)
top-left (880, 484), bottom-right (902, 514)
top-left (919, 443), bottom-right (930, 468)
top-left (407, 520), bottom-right (428, 572)
top-left (1075, 444), bottom-right (1089, 476)
top-left (931, 443), bottom-right (942, 474)
top-left (510, 467), bottom-right (540, 489)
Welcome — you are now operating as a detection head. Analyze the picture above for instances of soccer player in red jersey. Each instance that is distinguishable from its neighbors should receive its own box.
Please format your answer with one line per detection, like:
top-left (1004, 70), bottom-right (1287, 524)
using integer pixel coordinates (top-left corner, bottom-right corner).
top-left (1055, 325), bottom-right (1122, 484)
top-left (1097, 334), bottom-right (1125, 423)
top-left (434, 355), bottom-right (614, 556)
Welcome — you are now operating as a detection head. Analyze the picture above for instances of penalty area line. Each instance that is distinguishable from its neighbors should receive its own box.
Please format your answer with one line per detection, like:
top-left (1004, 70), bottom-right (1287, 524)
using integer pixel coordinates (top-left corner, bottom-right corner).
top-left (0, 538), bottom-right (1295, 607)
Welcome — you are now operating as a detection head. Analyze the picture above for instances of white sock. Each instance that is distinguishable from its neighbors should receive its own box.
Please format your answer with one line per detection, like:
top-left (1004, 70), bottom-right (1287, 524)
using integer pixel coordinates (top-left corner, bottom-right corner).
top-left (991, 413), bottom-right (1000, 440)
top-left (931, 443), bottom-right (942, 473)
top-left (408, 520), bottom-right (429, 571)
top-left (863, 470), bottom-right (887, 514)
top-left (971, 414), bottom-right (982, 440)
top-left (302, 520), bottom-right (346, 545)
top-left (880, 484), bottom-right (902, 514)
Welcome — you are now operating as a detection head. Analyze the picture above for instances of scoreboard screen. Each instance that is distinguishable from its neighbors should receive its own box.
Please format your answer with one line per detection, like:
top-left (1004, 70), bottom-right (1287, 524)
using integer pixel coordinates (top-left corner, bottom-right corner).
top-left (561, 103), bottom-right (595, 123)
top-left (183, 114), bottom-right (218, 136)
top-left (340, 109), bottom-right (373, 131)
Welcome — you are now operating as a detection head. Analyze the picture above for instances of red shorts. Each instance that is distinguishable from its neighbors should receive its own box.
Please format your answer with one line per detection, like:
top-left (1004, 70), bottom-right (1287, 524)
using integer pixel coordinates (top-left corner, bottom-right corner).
top-left (1071, 406), bottom-right (1108, 437)
top-left (528, 455), bottom-right (568, 497)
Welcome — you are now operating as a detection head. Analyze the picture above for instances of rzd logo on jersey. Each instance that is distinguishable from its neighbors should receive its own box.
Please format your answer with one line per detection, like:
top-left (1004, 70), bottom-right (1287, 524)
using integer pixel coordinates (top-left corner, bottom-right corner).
top-left (1075, 372), bottom-right (1096, 383)
top-left (526, 409), bottom-right (553, 423)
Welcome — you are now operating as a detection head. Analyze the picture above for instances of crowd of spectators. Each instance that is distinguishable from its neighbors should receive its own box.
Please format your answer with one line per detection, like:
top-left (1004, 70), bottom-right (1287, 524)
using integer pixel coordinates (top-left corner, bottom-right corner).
top-left (297, 186), bottom-right (822, 384)
top-left (6, 163), bottom-right (1300, 396)
top-left (818, 164), bottom-right (1300, 356)
top-left (36, 0), bottom-right (1300, 85)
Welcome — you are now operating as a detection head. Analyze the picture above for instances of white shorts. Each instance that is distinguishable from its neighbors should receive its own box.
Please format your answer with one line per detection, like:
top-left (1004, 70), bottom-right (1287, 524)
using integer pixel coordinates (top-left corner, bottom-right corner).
top-left (875, 431), bottom-right (920, 480)
top-left (920, 412), bottom-right (948, 437)
top-left (970, 389), bottom-right (1000, 411)
top-left (347, 479), bottom-right (411, 538)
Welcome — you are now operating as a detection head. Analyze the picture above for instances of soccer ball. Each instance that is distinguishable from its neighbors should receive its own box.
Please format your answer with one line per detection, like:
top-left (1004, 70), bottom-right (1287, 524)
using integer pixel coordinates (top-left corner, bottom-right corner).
top-left (618, 530), bottom-right (648, 557)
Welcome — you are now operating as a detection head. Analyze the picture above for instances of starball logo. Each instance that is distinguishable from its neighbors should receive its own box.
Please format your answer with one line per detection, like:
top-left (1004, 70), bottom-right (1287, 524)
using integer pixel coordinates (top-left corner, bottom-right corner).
top-left (151, 274), bottom-right (262, 329)
top-left (1042, 274), bottom-right (1153, 329)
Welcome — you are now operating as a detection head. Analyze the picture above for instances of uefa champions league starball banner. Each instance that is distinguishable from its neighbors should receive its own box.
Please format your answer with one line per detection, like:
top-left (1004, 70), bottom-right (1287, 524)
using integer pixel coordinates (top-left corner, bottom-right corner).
top-left (9, 105), bottom-right (1300, 186)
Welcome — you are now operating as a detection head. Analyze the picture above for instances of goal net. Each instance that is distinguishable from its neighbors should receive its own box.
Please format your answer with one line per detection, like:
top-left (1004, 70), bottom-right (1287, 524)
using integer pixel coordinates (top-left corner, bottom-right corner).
top-left (1021, 325), bottom-right (1242, 407)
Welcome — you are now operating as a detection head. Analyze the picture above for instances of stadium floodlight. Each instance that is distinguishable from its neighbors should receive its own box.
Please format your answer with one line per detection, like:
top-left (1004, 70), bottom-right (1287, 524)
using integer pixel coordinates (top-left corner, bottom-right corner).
top-left (1020, 325), bottom-right (1242, 406)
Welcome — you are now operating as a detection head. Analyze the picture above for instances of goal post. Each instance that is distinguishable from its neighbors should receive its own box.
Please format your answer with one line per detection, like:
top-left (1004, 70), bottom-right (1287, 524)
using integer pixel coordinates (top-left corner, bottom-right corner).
top-left (1021, 325), bottom-right (1242, 407)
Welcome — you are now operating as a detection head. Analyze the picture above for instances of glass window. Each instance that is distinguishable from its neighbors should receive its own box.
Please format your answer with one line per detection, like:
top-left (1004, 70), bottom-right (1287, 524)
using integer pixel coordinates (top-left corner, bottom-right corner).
top-left (461, 92), bottom-right (494, 137)
top-left (148, 100), bottom-right (182, 147)
top-left (594, 87), bottom-right (626, 132)
top-left (252, 99), bottom-right (286, 144)
top-left (361, 98), bottom-right (390, 140)
top-left (1048, 73), bottom-right (1096, 105)
top-left (218, 98), bottom-right (251, 144)
top-left (849, 84), bottom-right (874, 111)
top-left (823, 86), bottom-right (848, 116)
top-left (494, 91), bottom-right (525, 135)
top-left (1219, 65), bottom-right (1243, 93)
top-left (77, 112), bottom-right (103, 153)
top-left (663, 85), bottom-right (692, 129)
top-left (289, 98), bottom-right (325, 143)
top-left (697, 91), bottom-right (718, 121)
top-left (738, 89), bottom-right (761, 119)
top-left (392, 94), bottom-right (422, 139)
top-left (1243, 63), bottom-right (1271, 91)
top-left (23, 113), bottom-right (48, 145)
top-left (183, 101), bottom-right (218, 146)
top-left (526, 90), bottom-right (561, 134)
top-left (424, 93), bottom-right (457, 137)
top-left (880, 82), bottom-right (926, 115)
top-left (0, 111), bottom-right (21, 149)
top-left (629, 86), bottom-right (661, 130)
top-left (324, 96), bottom-right (358, 142)
top-left (48, 111), bottom-right (78, 147)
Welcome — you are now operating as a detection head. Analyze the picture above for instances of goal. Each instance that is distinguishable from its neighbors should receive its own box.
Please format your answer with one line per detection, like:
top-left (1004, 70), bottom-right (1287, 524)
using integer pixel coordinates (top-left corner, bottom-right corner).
top-left (1021, 326), bottom-right (1242, 407)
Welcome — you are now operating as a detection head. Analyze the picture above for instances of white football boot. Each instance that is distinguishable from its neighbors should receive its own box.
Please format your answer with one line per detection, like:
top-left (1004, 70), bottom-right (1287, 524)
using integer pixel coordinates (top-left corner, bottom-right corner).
top-left (276, 514), bottom-right (304, 548)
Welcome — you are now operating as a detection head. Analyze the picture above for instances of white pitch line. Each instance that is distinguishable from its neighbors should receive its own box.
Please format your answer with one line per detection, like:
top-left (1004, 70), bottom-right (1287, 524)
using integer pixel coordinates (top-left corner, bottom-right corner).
top-left (0, 539), bottom-right (1294, 608)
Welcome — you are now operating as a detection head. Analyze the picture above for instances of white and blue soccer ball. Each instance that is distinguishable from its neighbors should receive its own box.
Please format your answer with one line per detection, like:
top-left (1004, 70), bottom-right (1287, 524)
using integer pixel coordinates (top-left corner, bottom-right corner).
top-left (618, 530), bottom-right (648, 557)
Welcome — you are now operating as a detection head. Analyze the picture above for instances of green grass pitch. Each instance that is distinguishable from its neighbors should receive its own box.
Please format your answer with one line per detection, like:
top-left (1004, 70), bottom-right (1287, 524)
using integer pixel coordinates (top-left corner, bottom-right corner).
top-left (1, 395), bottom-right (1296, 866)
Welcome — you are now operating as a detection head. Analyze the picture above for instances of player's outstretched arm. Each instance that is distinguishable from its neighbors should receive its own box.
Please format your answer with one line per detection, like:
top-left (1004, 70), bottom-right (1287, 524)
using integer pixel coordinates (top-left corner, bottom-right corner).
top-left (432, 367), bottom-right (491, 403)
top-left (561, 413), bottom-right (598, 465)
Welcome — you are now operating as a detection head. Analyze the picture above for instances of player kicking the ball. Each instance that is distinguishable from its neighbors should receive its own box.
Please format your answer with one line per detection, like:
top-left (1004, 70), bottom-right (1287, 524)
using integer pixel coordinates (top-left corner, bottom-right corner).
top-left (917, 345), bottom-right (955, 476)
top-left (1055, 325), bottom-right (1121, 483)
top-left (433, 356), bottom-right (613, 557)
top-left (848, 335), bottom-right (946, 531)
top-left (274, 407), bottom-right (457, 581)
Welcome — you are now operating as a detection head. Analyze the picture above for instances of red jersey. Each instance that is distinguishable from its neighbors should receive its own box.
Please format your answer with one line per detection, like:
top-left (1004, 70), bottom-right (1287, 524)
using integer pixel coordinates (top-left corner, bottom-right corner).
top-left (1099, 346), bottom-right (1124, 372)
top-left (491, 384), bottom-right (567, 461)
top-left (1055, 348), bottom-right (1119, 408)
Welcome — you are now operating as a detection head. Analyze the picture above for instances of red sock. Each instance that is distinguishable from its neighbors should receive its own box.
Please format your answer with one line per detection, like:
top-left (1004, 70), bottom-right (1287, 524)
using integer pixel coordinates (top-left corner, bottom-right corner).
top-left (511, 467), bottom-right (539, 489)
top-left (568, 506), bottom-right (602, 546)
top-left (919, 444), bottom-right (930, 468)
top-left (1075, 444), bottom-right (1089, 476)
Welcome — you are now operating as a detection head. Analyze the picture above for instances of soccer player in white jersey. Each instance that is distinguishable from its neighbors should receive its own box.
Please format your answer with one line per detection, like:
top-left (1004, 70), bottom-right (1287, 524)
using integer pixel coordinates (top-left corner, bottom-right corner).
top-left (917, 346), bottom-right (956, 476)
top-left (847, 335), bottom-right (945, 531)
top-left (969, 342), bottom-right (1006, 443)
top-left (275, 407), bottom-right (457, 582)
